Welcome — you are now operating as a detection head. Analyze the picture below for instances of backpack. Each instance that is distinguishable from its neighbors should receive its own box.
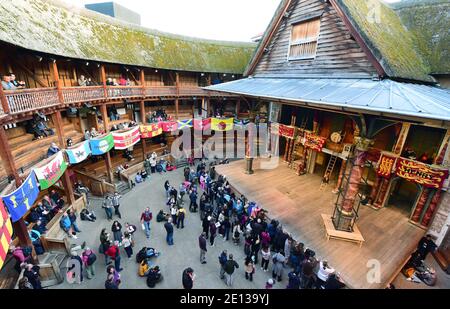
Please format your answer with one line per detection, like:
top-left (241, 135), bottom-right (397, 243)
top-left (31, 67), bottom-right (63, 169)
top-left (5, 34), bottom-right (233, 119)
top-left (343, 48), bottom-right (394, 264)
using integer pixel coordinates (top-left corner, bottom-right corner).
top-left (218, 254), bottom-right (227, 266)
top-left (87, 252), bottom-right (97, 266)
top-left (136, 247), bottom-right (147, 263)
top-left (138, 260), bottom-right (149, 277)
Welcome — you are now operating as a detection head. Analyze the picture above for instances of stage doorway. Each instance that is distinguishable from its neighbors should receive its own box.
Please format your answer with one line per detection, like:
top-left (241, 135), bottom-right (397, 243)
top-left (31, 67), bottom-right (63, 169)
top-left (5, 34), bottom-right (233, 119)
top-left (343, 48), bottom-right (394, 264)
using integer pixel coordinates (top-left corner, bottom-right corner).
top-left (386, 177), bottom-right (421, 217)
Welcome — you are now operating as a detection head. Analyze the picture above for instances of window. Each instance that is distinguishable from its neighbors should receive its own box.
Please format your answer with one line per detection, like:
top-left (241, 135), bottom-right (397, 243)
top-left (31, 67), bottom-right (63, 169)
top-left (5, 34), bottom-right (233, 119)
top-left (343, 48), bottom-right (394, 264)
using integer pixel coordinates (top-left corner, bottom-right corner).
top-left (288, 18), bottom-right (321, 60)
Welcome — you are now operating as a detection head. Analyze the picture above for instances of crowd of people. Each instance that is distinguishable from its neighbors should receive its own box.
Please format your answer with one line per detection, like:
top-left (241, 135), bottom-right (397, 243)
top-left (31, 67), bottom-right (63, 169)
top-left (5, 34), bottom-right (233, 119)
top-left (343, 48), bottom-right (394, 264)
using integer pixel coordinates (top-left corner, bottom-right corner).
top-left (146, 109), bottom-right (173, 123)
top-left (1, 72), bottom-right (26, 90)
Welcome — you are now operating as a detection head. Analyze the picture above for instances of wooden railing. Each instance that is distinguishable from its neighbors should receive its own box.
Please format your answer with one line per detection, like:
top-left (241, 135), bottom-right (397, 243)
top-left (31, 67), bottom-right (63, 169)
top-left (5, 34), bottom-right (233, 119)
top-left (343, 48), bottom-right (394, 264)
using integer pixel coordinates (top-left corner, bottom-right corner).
top-left (106, 86), bottom-right (144, 98)
top-left (4, 88), bottom-right (60, 114)
top-left (145, 86), bottom-right (177, 97)
top-left (0, 85), bottom-right (234, 117)
top-left (62, 86), bottom-right (105, 103)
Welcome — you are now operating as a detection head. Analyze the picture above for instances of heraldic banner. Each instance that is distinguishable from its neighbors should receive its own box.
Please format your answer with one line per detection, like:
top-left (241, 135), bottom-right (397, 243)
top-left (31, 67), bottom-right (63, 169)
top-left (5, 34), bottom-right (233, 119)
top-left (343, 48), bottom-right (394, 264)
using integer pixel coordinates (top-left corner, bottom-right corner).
top-left (395, 158), bottom-right (449, 189)
top-left (376, 153), bottom-right (397, 178)
top-left (90, 133), bottom-right (114, 155)
top-left (302, 132), bottom-right (326, 151)
top-left (112, 126), bottom-right (141, 150)
top-left (278, 124), bottom-right (296, 139)
top-left (66, 141), bottom-right (91, 164)
top-left (0, 198), bottom-right (13, 270)
top-left (140, 123), bottom-right (162, 139)
top-left (193, 118), bottom-right (211, 131)
top-left (161, 121), bottom-right (178, 132)
top-left (211, 118), bottom-right (234, 131)
top-left (34, 151), bottom-right (68, 190)
top-left (1, 171), bottom-right (39, 222)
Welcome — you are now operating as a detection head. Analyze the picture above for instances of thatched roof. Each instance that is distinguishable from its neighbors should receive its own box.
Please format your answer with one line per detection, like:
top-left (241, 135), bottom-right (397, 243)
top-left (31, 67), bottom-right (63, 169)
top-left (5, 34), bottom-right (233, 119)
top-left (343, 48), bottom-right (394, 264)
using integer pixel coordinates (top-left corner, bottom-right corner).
top-left (0, 0), bottom-right (256, 74)
top-left (392, 0), bottom-right (450, 75)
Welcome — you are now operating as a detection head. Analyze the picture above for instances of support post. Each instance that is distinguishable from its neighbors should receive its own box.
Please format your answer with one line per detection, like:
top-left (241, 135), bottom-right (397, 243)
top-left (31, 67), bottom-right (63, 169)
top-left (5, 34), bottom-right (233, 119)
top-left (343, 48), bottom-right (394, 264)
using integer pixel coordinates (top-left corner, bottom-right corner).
top-left (100, 65), bottom-right (107, 98)
top-left (51, 60), bottom-right (64, 104)
top-left (140, 100), bottom-right (147, 158)
top-left (140, 69), bottom-right (146, 96)
top-left (53, 110), bottom-right (75, 205)
top-left (175, 72), bottom-right (180, 119)
top-left (100, 104), bottom-right (114, 183)
top-left (0, 84), bottom-right (10, 114)
top-left (392, 123), bottom-right (411, 155)
top-left (0, 126), bottom-right (19, 183)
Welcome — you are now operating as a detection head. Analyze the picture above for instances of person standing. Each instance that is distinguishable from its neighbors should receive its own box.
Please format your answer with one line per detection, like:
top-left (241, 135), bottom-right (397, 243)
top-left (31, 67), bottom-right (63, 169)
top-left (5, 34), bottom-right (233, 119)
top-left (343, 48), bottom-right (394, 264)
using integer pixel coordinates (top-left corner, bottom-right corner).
top-left (416, 234), bottom-right (437, 260)
top-left (261, 245), bottom-right (271, 272)
top-left (272, 251), bottom-right (286, 282)
top-left (164, 218), bottom-right (174, 246)
top-left (103, 195), bottom-right (113, 221)
top-left (209, 219), bottom-right (217, 247)
top-left (199, 232), bottom-right (207, 264)
top-left (111, 221), bottom-right (123, 244)
top-left (140, 207), bottom-right (153, 239)
top-left (23, 264), bottom-right (42, 289)
top-left (223, 254), bottom-right (239, 286)
top-left (122, 232), bottom-right (134, 259)
top-left (82, 248), bottom-right (96, 280)
top-left (202, 216), bottom-right (210, 239)
top-left (105, 241), bottom-right (123, 272)
top-left (105, 274), bottom-right (119, 289)
top-left (244, 255), bottom-right (255, 282)
top-left (170, 205), bottom-right (178, 226)
top-left (189, 189), bottom-right (198, 212)
top-left (177, 206), bottom-right (186, 229)
top-left (218, 250), bottom-right (228, 279)
top-left (182, 267), bottom-right (195, 289)
top-left (100, 229), bottom-right (111, 265)
top-left (111, 192), bottom-right (122, 219)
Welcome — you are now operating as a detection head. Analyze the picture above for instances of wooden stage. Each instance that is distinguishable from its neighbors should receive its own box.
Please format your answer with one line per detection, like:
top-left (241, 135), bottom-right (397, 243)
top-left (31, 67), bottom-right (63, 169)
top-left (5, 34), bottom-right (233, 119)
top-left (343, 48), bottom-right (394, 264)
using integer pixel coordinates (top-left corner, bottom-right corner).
top-left (216, 159), bottom-right (425, 289)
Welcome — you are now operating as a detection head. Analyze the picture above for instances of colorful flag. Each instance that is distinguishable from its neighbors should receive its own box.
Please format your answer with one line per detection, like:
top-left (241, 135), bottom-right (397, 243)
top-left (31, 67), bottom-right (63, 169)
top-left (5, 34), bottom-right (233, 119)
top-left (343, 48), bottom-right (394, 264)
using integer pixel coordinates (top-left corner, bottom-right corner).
top-left (211, 118), bottom-right (234, 131)
top-left (90, 133), bottom-right (114, 155)
top-left (193, 118), bottom-right (211, 131)
top-left (177, 119), bottom-right (193, 130)
top-left (140, 123), bottom-right (162, 138)
top-left (161, 121), bottom-right (178, 132)
top-left (66, 141), bottom-right (91, 164)
top-left (112, 126), bottom-right (141, 150)
top-left (33, 151), bottom-right (68, 190)
top-left (0, 198), bottom-right (13, 270)
top-left (1, 171), bottom-right (39, 222)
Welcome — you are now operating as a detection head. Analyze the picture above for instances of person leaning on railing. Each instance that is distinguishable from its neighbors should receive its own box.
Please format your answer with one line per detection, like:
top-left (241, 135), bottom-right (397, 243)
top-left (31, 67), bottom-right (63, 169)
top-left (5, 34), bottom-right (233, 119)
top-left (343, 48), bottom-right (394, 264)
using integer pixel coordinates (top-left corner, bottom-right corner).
top-left (1, 73), bottom-right (16, 90)
top-left (9, 73), bottom-right (26, 89)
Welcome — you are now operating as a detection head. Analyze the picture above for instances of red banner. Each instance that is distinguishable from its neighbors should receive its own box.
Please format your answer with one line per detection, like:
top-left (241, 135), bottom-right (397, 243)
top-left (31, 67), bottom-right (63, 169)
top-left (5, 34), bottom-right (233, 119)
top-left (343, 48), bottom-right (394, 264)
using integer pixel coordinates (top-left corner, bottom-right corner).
top-left (193, 118), bottom-right (211, 131)
top-left (0, 198), bottom-right (13, 270)
top-left (161, 121), bottom-right (178, 132)
top-left (396, 158), bottom-right (449, 189)
top-left (140, 124), bottom-right (162, 138)
top-left (279, 124), bottom-right (295, 139)
top-left (112, 126), bottom-right (141, 150)
top-left (303, 132), bottom-right (326, 152)
top-left (376, 153), bottom-right (397, 178)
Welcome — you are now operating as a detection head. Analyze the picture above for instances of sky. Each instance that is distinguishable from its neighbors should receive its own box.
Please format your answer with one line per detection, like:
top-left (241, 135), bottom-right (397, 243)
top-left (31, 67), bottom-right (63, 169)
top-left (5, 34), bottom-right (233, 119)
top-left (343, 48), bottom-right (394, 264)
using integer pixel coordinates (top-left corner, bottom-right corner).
top-left (62, 0), bottom-right (401, 42)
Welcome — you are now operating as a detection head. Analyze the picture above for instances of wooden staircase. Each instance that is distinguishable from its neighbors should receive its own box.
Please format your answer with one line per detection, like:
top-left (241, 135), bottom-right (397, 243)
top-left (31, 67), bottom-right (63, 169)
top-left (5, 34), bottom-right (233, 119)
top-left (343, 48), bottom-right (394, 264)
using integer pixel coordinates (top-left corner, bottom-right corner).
top-left (320, 155), bottom-right (338, 190)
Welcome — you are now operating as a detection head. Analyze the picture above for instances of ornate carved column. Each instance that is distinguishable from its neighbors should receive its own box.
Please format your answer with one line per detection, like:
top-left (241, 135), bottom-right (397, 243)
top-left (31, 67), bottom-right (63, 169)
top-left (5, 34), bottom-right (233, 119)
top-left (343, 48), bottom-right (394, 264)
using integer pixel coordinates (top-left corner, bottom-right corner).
top-left (333, 159), bottom-right (347, 193)
top-left (421, 190), bottom-right (442, 227)
top-left (392, 123), bottom-right (410, 155)
top-left (373, 178), bottom-right (390, 208)
top-left (411, 187), bottom-right (430, 223)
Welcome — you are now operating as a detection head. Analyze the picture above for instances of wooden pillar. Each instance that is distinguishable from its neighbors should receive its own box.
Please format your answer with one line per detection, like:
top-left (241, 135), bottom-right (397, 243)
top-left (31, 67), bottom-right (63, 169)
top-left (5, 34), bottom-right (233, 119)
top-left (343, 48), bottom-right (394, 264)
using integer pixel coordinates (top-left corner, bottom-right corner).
top-left (411, 188), bottom-right (430, 223)
top-left (53, 110), bottom-right (75, 205)
top-left (51, 60), bottom-right (64, 104)
top-left (422, 190), bottom-right (442, 227)
top-left (100, 104), bottom-right (114, 183)
top-left (140, 100), bottom-right (147, 158)
top-left (140, 69), bottom-right (146, 97)
top-left (175, 72), bottom-right (180, 119)
top-left (100, 65), bottom-right (107, 98)
top-left (0, 126), bottom-right (19, 183)
top-left (0, 85), bottom-right (10, 114)
top-left (284, 138), bottom-right (290, 161)
top-left (392, 123), bottom-right (411, 155)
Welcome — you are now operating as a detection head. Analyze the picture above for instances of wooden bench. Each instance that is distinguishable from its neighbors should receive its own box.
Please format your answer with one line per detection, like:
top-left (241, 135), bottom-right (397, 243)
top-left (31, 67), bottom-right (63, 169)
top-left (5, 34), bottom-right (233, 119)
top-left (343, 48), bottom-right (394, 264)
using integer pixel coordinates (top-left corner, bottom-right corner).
top-left (321, 214), bottom-right (365, 247)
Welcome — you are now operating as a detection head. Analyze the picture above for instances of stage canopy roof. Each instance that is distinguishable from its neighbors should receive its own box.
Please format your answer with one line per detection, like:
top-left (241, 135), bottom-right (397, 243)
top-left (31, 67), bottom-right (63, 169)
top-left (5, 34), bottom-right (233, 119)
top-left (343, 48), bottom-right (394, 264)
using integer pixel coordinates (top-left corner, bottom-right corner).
top-left (205, 77), bottom-right (450, 122)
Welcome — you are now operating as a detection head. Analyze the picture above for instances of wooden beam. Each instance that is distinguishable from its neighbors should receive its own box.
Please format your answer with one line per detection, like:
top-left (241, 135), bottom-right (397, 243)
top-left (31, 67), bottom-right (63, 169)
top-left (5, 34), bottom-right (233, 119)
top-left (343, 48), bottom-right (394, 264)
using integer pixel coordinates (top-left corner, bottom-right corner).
top-left (8, 57), bottom-right (48, 87)
top-left (100, 65), bottom-right (107, 97)
top-left (140, 69), bottom-right (145, 87)
top-left (100, 104), bottom-right (114, 183)
top-left (51, 61), bottom-right (64, 104)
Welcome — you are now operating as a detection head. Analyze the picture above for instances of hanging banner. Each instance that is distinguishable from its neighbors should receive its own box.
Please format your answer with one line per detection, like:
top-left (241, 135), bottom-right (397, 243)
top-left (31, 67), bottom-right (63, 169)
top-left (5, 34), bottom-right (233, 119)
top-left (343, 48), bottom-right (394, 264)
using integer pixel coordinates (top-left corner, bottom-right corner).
top-left (302, 132), bottom-right (326, 151)
top-left (66, 141), bottom-right (91, 164)
top-left (211, 118), bottom-right (234, 131)
top-left (279, 124), bottom-right (296, 139)
top-left (0, 198), bottom-right (13, 270)
top-left (112, 126), bottom-right (141, 150)
top-left (395, 158), bottom-right (449, 189)
top-left (177, 119), bottom-right (193, 130)
top-left (90, 133), bottom-right (114, 155)
top-left (376, 153), bottom-right (397, 178)
top-left (34, 151), bottom-right (68, 190)
top-left (161, 121), bottom-right (178, 132)
top-left (140, 123), bottom-right (162, 139)
top-left (1, 171), bottom-right (39, 223)
top-left (193, 118), bottom-right (211, 131)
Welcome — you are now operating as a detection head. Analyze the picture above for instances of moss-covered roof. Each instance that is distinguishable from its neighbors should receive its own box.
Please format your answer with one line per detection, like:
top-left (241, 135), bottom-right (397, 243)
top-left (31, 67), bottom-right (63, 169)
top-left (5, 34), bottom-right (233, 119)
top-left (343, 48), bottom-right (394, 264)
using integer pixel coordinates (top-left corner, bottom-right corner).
top-left (391, 0), bottom-right (450, 75)
top-left (0, 0), bottom-right (256, 74)
top-left (337, 0), bottom-right (434, 83)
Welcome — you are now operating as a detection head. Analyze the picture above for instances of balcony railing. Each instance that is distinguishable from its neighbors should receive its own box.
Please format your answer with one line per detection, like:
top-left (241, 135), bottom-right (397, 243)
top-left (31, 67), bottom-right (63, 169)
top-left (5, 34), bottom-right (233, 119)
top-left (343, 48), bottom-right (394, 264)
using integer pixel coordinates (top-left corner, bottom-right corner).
top-left (0, 85), bottom-right (234, 117)
top-left (106, 86), bottom-right (144, 99)
top-left (62, 86), bottom-right (105, 104)
top-left (4, 88), bottom-right (60, 114)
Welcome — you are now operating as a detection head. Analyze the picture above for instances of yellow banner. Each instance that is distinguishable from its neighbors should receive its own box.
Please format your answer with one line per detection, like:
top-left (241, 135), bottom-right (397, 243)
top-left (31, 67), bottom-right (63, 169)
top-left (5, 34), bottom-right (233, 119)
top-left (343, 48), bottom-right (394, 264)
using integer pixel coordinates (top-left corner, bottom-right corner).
top-left (211, 118), bottom-right (234, 131)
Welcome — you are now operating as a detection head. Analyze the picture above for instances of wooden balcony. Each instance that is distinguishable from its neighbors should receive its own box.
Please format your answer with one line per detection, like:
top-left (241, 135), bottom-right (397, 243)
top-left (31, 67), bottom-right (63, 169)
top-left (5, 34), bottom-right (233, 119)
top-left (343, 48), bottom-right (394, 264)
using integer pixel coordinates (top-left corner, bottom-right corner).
top-left (0, 85), bottom-right (234, 118)
top-left (62, 86), bottom-right (105, 104)
top-left (4, 88), bottom-right (60, 114)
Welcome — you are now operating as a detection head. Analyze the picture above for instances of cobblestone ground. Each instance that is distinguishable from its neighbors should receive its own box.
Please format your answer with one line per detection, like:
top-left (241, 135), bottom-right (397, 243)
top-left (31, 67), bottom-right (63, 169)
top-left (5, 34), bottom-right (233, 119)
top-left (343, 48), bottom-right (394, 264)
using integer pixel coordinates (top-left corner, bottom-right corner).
top-left (51, 167), bottom-right (290, 289)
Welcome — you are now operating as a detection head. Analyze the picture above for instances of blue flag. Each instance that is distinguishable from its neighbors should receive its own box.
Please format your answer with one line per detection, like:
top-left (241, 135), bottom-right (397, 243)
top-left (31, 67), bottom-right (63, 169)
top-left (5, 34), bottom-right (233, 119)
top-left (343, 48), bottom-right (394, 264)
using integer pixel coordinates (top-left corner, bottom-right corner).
top-left (2, 171), bottom-right (39, 222)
